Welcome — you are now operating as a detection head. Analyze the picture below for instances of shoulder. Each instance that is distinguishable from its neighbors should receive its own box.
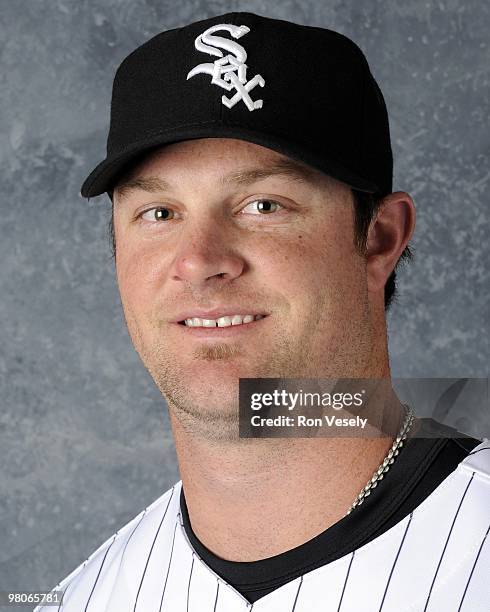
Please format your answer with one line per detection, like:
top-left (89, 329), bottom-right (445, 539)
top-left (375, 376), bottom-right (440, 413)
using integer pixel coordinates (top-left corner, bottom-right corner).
top-left (426, 437), bottom-right (490, 520)
top-left (456, 438), bottom-right (490, 480)
top-left (324, 440), bottom-right (490, 610)
top-left (33, 481), bottom-right (182, 612)
top-left (407, 440), bottom-right (490, 609)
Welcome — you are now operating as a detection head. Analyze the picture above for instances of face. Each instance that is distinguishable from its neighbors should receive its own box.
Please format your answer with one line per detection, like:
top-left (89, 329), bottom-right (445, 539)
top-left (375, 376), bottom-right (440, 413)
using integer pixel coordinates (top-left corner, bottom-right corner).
top-left (113, 138), bottom-right (375, 438)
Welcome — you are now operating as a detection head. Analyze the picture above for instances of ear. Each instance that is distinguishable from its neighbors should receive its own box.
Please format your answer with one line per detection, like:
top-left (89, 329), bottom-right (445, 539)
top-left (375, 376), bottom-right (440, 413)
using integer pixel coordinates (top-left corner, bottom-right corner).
top-left (365, 192), bottom-right (416, 294)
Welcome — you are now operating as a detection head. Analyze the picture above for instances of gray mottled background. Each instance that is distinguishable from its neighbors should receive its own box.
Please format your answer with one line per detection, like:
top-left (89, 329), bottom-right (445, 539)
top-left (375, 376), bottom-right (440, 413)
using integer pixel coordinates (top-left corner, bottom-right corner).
top-left (0, 0), bottom-right (488, 607)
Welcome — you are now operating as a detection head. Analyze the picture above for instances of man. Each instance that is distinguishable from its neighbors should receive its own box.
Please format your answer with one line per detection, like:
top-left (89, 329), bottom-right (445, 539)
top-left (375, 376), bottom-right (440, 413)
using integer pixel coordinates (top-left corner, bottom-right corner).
top-left (35, 12), bottom-right (489, 612)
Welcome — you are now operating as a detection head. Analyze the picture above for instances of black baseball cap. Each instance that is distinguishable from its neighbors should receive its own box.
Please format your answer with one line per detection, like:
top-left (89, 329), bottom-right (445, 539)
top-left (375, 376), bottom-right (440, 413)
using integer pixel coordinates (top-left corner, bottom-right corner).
top-left (80, 12), bottom-right (393, 198)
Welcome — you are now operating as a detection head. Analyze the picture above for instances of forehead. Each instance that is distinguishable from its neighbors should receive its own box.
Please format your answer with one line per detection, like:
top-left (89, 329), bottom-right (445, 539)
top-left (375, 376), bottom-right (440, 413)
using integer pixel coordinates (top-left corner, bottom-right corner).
top-left (113, 138), bottom-right (337, 195)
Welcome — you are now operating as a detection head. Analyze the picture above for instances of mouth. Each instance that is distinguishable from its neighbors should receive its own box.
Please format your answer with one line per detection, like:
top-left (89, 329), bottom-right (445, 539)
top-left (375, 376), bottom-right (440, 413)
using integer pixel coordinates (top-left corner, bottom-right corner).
top-left (178, 314), bottom-right (267, 328)
top-left (174, 313), bottom-right (269, 339)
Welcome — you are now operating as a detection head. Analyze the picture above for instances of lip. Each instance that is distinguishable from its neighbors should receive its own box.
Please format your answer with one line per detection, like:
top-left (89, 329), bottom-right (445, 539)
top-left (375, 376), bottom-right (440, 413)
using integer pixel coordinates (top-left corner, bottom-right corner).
top-left (173, 314), bottom-right (268, 338)
top-left (171, 308), bottom-right (269, 323)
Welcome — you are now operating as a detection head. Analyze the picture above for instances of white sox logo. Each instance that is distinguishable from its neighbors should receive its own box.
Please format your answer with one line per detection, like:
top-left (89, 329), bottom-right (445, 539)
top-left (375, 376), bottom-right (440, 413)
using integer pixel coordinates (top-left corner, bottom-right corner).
top-left (186, 23), bottom-right (265, 111)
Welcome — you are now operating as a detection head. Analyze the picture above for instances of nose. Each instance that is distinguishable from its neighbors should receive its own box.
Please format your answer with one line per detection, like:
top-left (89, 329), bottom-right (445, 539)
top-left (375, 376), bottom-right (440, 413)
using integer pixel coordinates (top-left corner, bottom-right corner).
top-left (170, 219), bottom-right (245, 286)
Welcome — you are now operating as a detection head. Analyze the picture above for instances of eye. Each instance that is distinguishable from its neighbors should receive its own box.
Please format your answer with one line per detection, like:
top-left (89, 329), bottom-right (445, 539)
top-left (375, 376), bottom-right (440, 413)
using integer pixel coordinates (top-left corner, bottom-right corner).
top-left (241, 199), bottom-right (284, 215)
top-left (139, 207), bottom-right (175, 222)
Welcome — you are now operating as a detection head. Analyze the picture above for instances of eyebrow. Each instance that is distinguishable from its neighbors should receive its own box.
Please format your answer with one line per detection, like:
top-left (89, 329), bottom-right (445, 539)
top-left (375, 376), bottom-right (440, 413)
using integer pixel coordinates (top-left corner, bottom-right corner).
top-left (225, 158), bottom-right (321, 187)
top-left (113, 157), bottom-right (323, 203)
top-left (115, 176), bottom-right (171, 202)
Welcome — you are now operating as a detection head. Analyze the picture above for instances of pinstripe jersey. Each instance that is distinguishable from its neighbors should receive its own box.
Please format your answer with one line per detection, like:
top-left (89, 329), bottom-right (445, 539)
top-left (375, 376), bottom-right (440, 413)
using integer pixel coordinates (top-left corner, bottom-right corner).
top-left (34, 441), bottom-right (490, 612)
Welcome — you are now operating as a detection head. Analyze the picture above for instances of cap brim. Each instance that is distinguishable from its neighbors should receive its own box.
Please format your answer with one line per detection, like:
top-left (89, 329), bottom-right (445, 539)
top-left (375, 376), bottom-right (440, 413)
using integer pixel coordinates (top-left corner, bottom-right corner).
top-left (80, 125), bottom-right (379, 198)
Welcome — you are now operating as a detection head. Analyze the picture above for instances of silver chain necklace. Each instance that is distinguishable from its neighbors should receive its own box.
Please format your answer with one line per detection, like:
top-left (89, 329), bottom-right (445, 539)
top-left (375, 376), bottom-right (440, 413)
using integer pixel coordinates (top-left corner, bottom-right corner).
top-left (346, 404), bottom-right (415, 515)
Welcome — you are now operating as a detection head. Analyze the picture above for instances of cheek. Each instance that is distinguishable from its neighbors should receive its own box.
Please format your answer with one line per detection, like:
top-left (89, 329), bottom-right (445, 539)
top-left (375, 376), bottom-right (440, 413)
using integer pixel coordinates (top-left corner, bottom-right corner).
top-left (114, 215), bottom-right (166, 289)
top-left (116, 247), bottom-right (163, 314)
top-left (262, 224), bottom-right (357, 286)
top-left (268, 228), bottom-right (366, 319)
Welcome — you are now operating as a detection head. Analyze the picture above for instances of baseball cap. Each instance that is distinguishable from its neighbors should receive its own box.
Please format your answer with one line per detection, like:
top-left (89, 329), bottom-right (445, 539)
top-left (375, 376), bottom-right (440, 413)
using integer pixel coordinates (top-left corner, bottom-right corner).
top-left (80, 11), bottom-right (393, 198)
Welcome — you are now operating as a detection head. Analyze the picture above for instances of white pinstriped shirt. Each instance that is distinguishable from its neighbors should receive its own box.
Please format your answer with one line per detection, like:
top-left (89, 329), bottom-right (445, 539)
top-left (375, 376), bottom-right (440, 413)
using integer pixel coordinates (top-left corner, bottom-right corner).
top-left (34, 441), bottom-right (490, 611)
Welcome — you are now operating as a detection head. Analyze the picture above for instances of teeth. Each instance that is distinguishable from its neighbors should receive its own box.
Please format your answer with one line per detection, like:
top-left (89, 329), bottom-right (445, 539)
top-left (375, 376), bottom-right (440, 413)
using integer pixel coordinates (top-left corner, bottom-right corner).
top-left (184, 314), bottom-right (264, 327)
top-left (217, 316), bottom-right (232, 327)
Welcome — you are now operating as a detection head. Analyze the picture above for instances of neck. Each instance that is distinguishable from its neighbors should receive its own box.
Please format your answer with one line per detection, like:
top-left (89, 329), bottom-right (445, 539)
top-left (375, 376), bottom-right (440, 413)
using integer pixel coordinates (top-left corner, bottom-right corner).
top-left (168, 380), bottom-right (406, 562)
